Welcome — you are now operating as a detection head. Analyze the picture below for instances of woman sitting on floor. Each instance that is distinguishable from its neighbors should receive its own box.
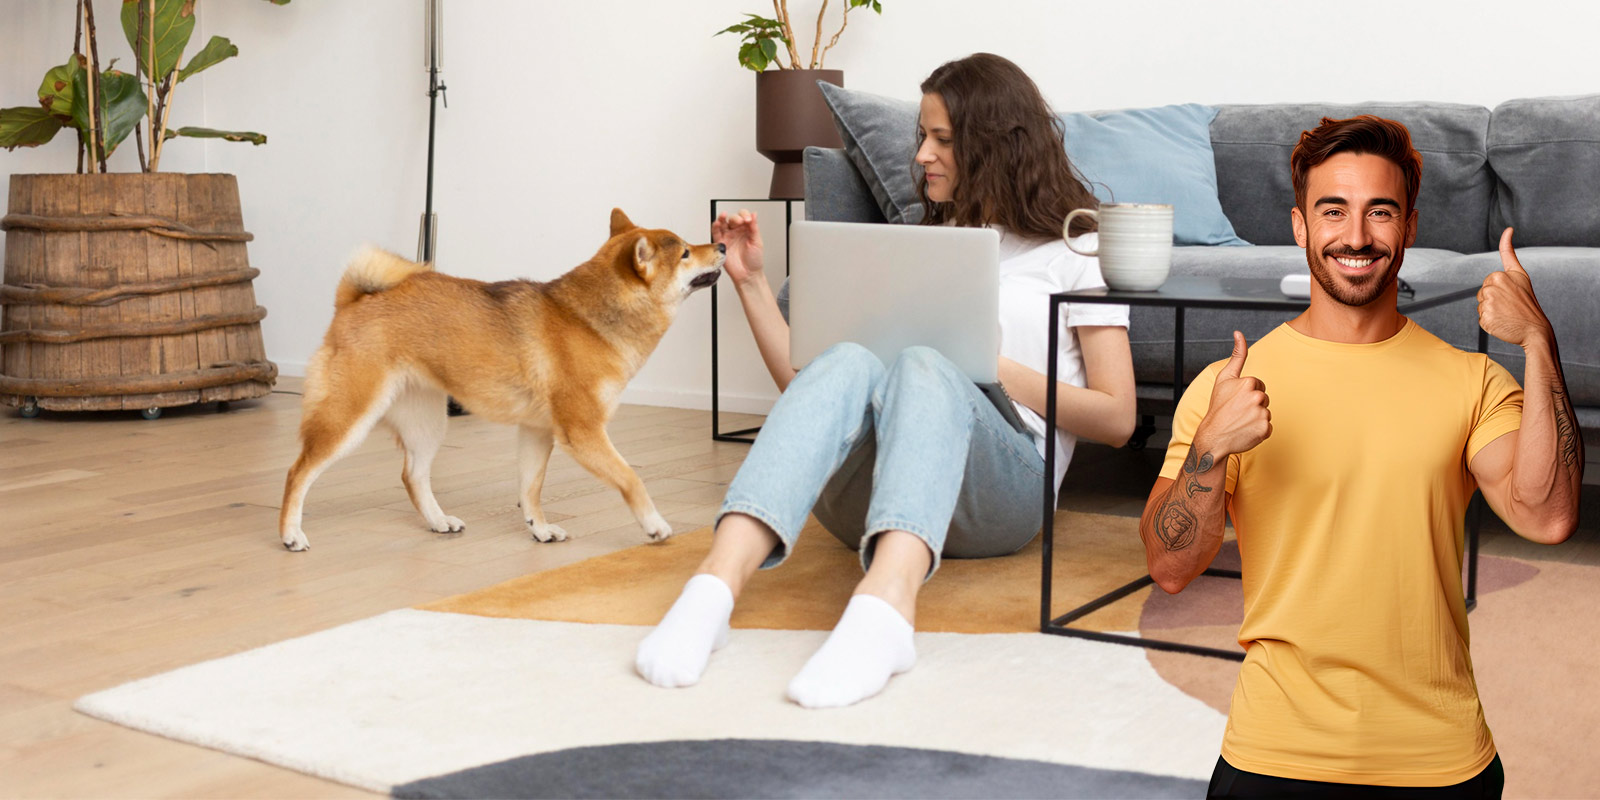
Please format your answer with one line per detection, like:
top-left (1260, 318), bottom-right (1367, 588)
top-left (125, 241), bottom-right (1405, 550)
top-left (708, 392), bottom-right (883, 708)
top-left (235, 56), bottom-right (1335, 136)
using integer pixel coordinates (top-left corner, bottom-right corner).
top-left (636, 52), bottom-right (1137, 708)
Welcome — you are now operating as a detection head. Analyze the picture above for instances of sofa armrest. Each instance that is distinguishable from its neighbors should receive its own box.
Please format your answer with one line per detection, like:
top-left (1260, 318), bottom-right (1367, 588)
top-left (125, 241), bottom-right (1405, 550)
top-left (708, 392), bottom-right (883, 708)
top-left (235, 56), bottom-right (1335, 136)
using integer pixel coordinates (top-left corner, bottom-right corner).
top-left (803, 147), bottom-right (887, 224)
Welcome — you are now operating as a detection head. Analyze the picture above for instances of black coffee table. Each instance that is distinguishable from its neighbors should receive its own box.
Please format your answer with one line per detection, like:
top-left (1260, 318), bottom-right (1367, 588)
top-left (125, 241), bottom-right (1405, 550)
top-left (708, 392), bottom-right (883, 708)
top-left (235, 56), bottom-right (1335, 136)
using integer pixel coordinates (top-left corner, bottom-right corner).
top-left (1040, 276), bottom-right (1487, 660)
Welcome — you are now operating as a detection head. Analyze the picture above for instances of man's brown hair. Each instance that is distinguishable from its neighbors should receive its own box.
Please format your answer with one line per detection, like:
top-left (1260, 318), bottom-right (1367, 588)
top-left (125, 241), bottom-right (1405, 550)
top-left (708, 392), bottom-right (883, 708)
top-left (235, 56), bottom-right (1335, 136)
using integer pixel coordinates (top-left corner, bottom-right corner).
top-left (1290, 115), bottom-right (1423, 214)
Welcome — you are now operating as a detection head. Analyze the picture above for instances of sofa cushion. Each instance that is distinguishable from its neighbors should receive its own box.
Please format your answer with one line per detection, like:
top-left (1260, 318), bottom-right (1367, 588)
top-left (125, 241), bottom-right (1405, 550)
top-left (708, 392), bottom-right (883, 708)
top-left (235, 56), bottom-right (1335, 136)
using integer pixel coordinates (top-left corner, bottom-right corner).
top-left (1131, 246), bottom-right (1466, 385)
top-left (1401, 248), bottom-right (1599, 407)
top-left (1488, 94), bottom-right (1600, 248)
top-left (817, 83), bottom-right (923, 224)
top-left (1057, 104), bottom-right (1249, 246)
top-left (1210, 103), bottom-right (1494, 252)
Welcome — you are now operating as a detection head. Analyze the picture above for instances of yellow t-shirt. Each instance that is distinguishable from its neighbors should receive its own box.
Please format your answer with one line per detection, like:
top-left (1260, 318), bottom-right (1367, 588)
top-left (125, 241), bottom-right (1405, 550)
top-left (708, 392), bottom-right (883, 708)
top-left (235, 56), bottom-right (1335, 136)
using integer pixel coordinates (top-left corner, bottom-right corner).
top-left (1161, 319), bottom-right (1522, 786)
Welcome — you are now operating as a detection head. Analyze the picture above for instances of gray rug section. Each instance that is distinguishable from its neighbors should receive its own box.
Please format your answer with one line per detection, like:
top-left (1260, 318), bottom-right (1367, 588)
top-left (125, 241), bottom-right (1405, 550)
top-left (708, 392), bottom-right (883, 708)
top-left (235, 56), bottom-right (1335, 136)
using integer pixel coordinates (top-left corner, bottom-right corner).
top-left (391, 739), bottom-right (1207, 799)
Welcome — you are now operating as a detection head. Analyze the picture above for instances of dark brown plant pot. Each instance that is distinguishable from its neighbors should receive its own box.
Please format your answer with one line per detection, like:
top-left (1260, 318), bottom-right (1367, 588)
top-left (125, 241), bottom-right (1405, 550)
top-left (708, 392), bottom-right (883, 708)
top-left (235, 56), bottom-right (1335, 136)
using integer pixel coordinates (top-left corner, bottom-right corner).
top-left (755, 69), bottom-right (844, 200)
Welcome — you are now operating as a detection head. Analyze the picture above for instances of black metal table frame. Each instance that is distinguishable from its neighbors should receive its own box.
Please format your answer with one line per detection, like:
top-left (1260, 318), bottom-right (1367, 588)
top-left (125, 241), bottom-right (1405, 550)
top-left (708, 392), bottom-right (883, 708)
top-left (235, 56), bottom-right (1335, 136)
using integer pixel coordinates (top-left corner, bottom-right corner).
top-left (1040, 278), bottom-right (1489, 661)
top-left (709, 198), bottom-right (800, 444)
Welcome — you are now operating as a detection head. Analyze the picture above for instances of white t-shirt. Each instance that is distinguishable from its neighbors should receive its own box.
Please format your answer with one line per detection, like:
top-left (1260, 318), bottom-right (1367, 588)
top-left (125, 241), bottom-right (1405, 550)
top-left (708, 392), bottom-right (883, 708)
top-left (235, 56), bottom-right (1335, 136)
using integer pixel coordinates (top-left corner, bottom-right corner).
top-left (997, 230), bottom-right (1130, 495)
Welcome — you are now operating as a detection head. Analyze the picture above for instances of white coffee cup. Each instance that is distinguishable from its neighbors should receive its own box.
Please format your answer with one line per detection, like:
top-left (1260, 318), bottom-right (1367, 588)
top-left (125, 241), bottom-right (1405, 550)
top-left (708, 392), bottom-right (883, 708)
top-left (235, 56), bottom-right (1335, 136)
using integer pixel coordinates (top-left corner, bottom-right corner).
top-left (1064, 203), bottom-right (1174, 291)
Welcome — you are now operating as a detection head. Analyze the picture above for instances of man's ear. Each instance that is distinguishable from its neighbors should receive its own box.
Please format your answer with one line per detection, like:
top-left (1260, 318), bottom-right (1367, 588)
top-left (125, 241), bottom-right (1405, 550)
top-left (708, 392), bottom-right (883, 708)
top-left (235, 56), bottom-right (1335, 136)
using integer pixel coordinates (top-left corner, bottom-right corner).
top-left (1291, 206), bottom-right (1308, 249)
top-left (610, 208), bottom-right (637, 238)
top-left (1405, 208), bottom-right (1418, 248)
top-left (633, 235), bottom-right (656, 278)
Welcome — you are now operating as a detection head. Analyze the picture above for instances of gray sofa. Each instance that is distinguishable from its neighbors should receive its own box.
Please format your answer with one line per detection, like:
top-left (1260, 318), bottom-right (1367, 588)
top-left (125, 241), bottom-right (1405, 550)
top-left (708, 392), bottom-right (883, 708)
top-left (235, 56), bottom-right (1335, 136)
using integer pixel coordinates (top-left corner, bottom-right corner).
top-left (802, 91), bottom-right (1600, 437)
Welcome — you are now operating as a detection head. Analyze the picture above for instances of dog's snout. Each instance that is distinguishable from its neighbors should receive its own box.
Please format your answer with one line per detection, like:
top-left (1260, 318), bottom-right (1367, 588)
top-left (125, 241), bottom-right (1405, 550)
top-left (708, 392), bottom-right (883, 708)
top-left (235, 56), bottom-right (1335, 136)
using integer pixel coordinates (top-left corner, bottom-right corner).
top-left (716, 243), bottom-right (726, 254)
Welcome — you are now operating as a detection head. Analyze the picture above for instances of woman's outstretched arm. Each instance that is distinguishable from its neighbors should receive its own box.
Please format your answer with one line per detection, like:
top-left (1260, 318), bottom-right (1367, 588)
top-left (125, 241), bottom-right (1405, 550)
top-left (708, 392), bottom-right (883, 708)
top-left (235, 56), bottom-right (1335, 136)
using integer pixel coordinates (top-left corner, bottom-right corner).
top-left (714, 210), bottom-right (799, 391)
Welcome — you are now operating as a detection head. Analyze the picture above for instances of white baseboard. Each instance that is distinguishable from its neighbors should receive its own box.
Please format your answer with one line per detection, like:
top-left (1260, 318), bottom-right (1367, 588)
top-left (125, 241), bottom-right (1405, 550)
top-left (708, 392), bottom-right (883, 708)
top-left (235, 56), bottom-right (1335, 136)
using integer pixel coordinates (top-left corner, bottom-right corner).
top-left (618, 385), bottom-right (776, 414)
top-left (268, 360), bottom-right (771, 414)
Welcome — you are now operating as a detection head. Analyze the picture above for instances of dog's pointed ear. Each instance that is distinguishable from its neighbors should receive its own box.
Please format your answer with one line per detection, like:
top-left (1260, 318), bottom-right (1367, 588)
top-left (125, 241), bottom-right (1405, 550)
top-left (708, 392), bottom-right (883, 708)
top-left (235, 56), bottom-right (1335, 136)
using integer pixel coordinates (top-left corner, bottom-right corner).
top-left (610, 208), bottom-right (637, 238)
top-left (633, 235), bottom-right (656, 277)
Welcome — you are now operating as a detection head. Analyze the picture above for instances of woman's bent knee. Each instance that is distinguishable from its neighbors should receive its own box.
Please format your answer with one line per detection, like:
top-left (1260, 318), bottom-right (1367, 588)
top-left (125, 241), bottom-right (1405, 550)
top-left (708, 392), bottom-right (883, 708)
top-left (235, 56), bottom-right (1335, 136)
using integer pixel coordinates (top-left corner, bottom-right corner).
top-left (806, 342), bottom-right (886, 383)
top-left (884, 345), bottom-right (969, 395)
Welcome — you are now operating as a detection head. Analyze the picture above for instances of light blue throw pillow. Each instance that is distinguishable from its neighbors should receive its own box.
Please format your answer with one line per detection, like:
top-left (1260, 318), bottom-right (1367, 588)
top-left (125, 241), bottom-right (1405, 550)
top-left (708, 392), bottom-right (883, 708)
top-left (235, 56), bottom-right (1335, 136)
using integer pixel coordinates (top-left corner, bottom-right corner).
top-left (1058, 104), bottom-right (1250, 246)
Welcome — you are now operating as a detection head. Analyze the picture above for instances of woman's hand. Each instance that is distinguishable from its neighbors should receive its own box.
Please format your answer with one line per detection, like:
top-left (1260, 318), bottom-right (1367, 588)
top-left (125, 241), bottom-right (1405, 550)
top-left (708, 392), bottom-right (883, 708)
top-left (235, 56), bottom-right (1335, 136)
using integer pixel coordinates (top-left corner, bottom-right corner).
top-left (712, 209), bottom-right (766, 290)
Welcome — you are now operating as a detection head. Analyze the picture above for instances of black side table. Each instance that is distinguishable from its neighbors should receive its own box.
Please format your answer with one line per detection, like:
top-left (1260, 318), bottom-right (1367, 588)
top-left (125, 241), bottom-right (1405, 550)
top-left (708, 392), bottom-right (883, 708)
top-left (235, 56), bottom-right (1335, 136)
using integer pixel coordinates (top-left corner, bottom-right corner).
top-left (709, 198), bottom-right (800, 443)
top-left (1040, 276), bottom-right (1488, 661)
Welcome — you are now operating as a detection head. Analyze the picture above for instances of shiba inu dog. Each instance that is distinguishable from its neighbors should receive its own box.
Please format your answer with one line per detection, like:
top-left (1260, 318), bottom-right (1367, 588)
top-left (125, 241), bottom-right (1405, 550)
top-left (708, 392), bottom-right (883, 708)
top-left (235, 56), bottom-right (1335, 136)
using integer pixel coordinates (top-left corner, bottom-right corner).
top-left (278, 209), bottom-right (724, 552)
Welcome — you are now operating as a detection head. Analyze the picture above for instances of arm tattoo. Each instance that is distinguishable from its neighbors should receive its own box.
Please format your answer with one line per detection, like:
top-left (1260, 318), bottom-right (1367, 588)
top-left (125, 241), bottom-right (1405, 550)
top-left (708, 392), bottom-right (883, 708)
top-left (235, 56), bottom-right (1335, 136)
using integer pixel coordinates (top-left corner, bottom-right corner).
top-left (1553, 387), bottom-right (1579, 469)
top-left (1155, 449), bottom-right (1217, 551)
top-left (1181, 449), bottom-right (1215, 498)
top-left (1156, 498), bottom-right (1198, 551)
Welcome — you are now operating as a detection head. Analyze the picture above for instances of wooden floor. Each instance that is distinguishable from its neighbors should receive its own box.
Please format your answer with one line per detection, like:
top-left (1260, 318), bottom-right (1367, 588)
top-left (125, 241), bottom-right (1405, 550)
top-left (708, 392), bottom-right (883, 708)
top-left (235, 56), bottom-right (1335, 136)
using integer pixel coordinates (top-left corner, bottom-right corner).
top-left (0, 378), bottom-right (763, 798)
top-left (2, 380), bottom-right (1596, 797)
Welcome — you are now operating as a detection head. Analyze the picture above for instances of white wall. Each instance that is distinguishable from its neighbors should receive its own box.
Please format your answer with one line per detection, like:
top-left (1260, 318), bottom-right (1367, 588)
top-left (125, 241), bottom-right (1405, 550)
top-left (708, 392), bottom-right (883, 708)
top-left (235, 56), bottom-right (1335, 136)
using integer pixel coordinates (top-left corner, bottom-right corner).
top-left (4, 0), bottom-right (1597, 413)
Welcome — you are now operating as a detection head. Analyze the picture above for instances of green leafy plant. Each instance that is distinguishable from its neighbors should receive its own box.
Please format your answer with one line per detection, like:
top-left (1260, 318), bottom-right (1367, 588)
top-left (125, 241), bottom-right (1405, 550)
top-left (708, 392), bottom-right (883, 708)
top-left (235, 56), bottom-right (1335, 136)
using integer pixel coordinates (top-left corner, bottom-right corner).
top-left (717, 0), bottom-right (883, 72)
top-left (0, 0), bottom-right (289, 172)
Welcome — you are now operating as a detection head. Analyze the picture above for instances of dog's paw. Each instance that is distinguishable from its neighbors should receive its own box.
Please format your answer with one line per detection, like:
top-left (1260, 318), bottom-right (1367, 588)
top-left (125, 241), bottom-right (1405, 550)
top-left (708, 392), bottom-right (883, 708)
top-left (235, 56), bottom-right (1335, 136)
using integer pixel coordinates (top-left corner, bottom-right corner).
top-left (642, 512), bottom-right (673, 542)
top-left (429, 516), bottom-right (465, 534)
top-left (282, 527), bottom-right (310, 552)
top-left (528, 521), bottom-right (569, 543)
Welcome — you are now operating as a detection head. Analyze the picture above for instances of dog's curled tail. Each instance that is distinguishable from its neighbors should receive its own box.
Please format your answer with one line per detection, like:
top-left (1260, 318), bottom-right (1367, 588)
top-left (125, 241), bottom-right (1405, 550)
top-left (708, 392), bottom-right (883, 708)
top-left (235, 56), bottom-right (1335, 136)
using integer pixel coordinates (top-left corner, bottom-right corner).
top-left (335, 246), bottom-right (433, 309)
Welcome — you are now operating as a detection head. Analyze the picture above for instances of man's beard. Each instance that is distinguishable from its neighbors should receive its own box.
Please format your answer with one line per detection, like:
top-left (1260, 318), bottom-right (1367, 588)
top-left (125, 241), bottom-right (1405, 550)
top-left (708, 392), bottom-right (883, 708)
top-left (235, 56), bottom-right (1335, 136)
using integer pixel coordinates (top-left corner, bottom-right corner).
top-left (1306, 246), bottom-right (1402, 307)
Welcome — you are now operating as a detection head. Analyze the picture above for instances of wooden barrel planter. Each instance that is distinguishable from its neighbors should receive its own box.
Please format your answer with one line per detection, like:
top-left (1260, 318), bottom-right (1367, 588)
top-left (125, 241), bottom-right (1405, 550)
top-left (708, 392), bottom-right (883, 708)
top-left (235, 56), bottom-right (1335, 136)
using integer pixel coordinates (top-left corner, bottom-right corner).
top-left (1, 173), bottom-right (277, 417)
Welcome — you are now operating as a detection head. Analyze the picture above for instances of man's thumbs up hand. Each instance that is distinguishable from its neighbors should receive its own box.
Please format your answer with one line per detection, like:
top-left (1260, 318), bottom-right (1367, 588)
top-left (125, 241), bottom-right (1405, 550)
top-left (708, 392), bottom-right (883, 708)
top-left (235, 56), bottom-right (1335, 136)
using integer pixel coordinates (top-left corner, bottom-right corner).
top-left (1196, 331), bottom-right (1272, 458)
top-left (1479, 228), bottom-right (1551, 348)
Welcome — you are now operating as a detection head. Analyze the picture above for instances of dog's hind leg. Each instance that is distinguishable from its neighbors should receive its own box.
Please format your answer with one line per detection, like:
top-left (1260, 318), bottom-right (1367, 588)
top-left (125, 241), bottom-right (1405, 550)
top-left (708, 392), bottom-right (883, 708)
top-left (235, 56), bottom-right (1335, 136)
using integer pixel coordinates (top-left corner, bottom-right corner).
top-left (387, 383), bottom-right (463, 534)
top-left (518, 426), bottom-right (568, 542)
top-left (560, 422), bottom-right (673, 542)
top-left (279, 362), bottom-right (400, 552)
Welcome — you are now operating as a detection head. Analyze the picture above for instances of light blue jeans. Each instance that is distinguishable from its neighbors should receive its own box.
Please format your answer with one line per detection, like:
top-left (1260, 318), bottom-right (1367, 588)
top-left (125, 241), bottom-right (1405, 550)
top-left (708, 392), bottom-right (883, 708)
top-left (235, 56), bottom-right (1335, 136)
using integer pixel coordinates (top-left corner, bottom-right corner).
top-left (718, 343), bottom-right (1046, 577)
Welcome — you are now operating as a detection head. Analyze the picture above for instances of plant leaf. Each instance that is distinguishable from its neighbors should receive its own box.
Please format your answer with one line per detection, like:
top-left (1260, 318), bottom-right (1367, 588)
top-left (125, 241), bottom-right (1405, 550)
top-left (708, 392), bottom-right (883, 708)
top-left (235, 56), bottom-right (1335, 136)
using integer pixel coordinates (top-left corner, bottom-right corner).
top-left (165, 126), bottom-right (267, 145)
top-left (70, 68), bottom-right (148, 158)
top-left (760, 38), bottom-right (778, 65)
top-left (177, 36), bottom-right (237, 83)
top-left (37, 56), bottom-right (84, 121)
top-left (121, 0), bottom-right (197, 82)
top-left (0, 106), bottom-right (64, 150)
top-left (738, 42), bottom-right (762, 72)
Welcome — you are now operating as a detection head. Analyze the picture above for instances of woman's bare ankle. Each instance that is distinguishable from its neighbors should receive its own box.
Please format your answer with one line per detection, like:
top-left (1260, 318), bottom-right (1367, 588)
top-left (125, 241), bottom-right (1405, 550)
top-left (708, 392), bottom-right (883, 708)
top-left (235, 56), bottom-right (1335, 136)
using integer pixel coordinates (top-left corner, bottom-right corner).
top-left (854, 530), bottom-right (932, 625)
top-left (696, 513), bottom-right (780, 599)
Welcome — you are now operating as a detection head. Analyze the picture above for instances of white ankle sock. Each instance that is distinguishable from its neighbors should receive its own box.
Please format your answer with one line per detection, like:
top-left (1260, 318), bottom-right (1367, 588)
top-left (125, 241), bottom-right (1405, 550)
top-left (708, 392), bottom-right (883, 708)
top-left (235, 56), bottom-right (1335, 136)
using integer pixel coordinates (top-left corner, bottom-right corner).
top-left (635, 573), bottom-right (733, 688)
top-left (786, 593), bottom-right (916, 709)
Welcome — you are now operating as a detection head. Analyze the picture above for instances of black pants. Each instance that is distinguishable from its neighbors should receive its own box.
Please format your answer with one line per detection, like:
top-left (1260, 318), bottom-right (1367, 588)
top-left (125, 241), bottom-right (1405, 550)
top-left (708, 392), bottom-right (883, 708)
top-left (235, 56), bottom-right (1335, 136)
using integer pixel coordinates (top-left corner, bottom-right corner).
top-left (1207, 755), bottom-right (1504, 799)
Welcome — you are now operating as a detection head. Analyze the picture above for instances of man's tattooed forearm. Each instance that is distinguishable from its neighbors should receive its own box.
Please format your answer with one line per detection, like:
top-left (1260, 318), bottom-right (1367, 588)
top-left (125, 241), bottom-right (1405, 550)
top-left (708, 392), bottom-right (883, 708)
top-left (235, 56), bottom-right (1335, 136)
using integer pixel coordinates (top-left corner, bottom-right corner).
top-left (1145, 449), bottom-right (1217, 552)
top-left (1553, 387), bottom-right (1579, 469)
top-left (1181, 449), bottom-right (1215, 498)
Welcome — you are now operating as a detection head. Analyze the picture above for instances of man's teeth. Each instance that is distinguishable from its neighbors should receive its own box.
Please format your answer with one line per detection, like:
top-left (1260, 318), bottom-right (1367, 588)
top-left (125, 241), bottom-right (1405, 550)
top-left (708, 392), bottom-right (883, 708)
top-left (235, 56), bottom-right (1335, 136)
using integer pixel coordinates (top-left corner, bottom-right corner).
top-left (1335, 256), bottom-right (1374, 268)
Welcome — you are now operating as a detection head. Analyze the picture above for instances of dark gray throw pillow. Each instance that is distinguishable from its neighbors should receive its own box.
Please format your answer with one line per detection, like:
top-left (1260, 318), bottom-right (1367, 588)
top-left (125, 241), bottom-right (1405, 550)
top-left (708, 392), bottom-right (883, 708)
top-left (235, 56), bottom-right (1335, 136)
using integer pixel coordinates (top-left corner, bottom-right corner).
top-left (818, 82), bottom-right (923, 224)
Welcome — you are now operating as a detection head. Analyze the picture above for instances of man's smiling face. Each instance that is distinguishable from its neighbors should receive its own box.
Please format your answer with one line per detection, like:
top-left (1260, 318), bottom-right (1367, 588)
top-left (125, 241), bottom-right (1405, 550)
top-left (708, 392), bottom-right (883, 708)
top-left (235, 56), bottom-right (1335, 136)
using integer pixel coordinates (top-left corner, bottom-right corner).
top-left (1291, 151), bottom-right (1419, 307)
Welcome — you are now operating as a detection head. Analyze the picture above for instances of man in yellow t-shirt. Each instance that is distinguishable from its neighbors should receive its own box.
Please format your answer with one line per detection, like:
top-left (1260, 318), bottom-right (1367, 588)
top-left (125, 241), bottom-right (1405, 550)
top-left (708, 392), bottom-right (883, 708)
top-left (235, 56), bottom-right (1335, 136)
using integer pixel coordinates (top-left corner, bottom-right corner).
top-left (1140, 115), bottom-right (1583, 797)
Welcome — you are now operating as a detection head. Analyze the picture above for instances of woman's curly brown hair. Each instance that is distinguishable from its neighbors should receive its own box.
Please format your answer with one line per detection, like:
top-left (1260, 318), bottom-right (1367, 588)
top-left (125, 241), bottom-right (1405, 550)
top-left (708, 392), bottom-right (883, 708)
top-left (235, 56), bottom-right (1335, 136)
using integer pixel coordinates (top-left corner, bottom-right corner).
top-left (916, 53), bottom-right (1099, 239)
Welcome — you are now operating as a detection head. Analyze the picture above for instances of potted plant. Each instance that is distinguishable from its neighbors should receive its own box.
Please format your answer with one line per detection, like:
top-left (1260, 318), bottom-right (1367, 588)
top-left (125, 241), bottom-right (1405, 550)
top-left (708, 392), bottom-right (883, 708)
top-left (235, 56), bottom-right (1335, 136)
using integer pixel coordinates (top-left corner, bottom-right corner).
top-left (717, 1), bottom-right (883, 199)
top-left (0, 0), bottom-right (287, 419)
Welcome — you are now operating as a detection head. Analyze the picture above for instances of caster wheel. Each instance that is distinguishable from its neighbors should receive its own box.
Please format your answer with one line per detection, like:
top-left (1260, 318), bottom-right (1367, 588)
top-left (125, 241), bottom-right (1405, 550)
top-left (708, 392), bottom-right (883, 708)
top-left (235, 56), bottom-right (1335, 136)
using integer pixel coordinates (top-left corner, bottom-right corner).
top-left (19, 398), bottom-right (40, 418)
top-left (1125, 417), bottom-right (1157, 451)
top-left (141, 407), bottom-right (163, 420)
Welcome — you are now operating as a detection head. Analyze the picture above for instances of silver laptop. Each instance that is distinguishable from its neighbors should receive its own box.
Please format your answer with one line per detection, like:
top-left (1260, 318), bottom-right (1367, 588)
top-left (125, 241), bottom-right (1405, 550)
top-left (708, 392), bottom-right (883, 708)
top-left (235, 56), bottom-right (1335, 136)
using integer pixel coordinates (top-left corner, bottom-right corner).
top-left (788, 220), bottom-right (1001, 382)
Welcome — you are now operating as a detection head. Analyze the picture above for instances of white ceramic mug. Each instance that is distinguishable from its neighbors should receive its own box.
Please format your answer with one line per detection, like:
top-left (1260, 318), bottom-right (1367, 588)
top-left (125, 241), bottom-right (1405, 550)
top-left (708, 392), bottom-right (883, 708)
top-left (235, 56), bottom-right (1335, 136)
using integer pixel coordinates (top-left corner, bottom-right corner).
top-left (1064, 203), bottom-right (1174, 291)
